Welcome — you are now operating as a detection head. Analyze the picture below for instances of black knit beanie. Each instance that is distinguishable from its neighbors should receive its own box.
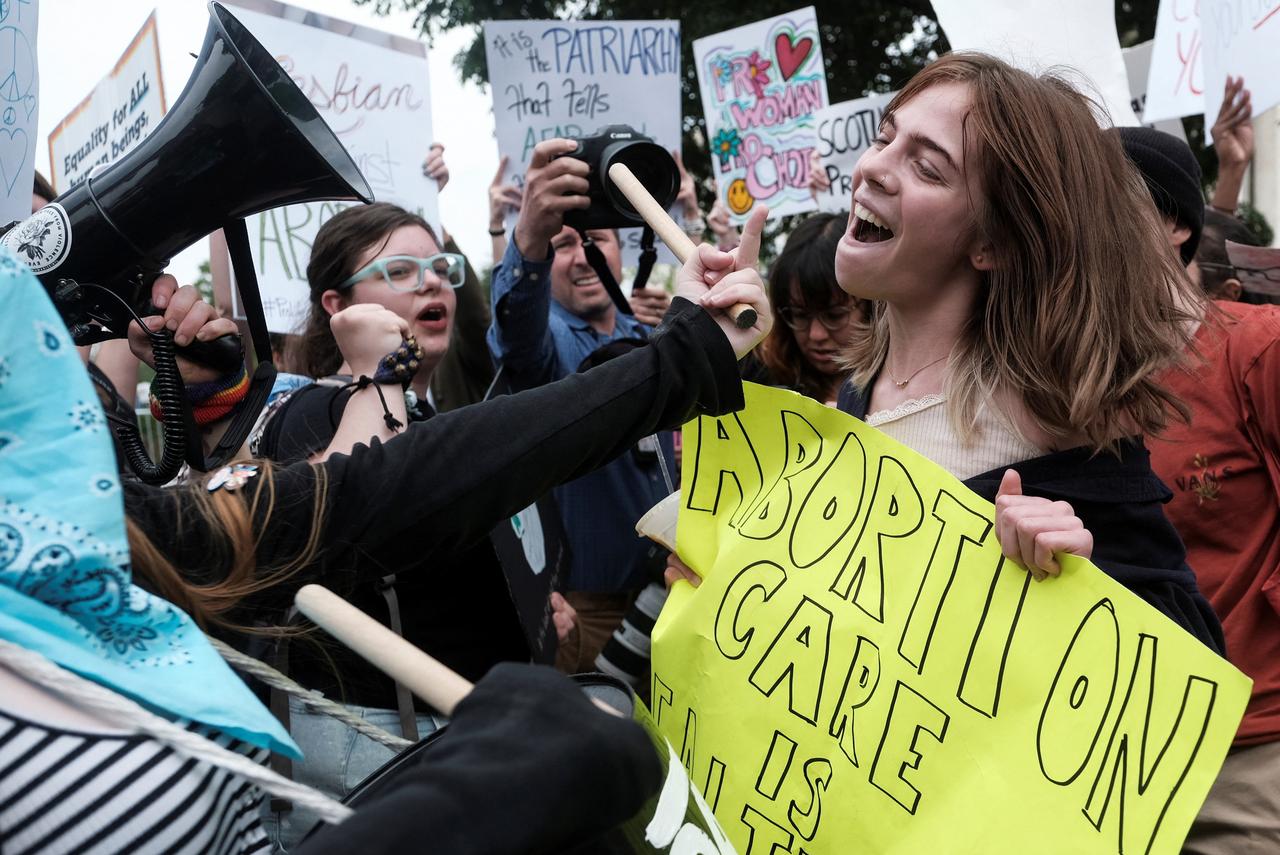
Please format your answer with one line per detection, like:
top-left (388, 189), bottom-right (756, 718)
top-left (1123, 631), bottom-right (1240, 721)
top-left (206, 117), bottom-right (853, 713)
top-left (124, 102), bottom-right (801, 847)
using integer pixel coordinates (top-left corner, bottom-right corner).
top-left (1115, 126), bottom-right (1203, 265)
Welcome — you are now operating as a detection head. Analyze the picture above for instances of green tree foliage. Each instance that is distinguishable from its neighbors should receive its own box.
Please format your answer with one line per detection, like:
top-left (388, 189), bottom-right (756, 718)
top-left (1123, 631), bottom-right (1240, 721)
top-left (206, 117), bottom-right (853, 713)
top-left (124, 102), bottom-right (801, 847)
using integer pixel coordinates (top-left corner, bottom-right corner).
top-left (193, 259), bottom-right (214, 305)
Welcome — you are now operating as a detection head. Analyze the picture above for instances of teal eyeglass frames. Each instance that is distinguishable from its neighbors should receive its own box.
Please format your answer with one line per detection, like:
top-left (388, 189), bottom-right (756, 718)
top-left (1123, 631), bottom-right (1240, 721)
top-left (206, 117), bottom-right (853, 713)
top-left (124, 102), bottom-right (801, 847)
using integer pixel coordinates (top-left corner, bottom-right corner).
top-left (341, 253), bottom-right (467, 292)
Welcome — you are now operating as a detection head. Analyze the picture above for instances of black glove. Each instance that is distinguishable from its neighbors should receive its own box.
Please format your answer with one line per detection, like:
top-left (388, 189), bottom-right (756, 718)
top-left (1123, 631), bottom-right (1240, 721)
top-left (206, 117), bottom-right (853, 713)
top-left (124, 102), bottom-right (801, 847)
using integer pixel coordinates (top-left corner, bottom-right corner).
top-left (299, 663), bottom-right (663, 855)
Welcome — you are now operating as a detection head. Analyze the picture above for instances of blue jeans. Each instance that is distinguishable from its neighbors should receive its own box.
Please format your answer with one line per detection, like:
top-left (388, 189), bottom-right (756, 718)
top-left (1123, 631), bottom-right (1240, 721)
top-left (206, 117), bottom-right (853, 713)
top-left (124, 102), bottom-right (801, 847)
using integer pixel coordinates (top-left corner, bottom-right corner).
top-left (263, 697), bottom-right (447, 852)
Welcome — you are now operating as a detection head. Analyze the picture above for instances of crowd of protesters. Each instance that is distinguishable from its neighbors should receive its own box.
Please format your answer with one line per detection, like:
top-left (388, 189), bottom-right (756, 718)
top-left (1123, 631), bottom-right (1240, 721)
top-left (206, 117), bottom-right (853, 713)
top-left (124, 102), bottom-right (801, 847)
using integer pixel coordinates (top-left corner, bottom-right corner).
top-left (2, 37), bottom-right (1277, 855)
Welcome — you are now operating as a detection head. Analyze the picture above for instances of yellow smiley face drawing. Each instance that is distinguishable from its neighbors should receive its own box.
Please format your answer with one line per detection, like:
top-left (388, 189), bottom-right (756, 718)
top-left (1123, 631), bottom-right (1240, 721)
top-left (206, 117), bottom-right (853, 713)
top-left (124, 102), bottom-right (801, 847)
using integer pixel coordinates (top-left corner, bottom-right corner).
top-left (726, 178), bottom-right (754, 215)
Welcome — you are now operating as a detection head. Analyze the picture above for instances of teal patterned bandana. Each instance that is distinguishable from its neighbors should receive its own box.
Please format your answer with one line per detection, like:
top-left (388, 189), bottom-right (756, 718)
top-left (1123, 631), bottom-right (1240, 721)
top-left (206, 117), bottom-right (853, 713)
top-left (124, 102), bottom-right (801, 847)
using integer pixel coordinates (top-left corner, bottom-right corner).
top-left (0, 247), bottom-right (299, 758)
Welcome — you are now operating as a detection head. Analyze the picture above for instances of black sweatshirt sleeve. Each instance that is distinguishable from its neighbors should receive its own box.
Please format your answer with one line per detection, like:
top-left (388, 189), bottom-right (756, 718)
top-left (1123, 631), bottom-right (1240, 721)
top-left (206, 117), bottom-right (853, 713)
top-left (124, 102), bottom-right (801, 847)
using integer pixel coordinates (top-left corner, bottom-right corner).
top-left (126, 299), bottom-right (742, 596)
top-left (315, 297), bottom-right (742, 569)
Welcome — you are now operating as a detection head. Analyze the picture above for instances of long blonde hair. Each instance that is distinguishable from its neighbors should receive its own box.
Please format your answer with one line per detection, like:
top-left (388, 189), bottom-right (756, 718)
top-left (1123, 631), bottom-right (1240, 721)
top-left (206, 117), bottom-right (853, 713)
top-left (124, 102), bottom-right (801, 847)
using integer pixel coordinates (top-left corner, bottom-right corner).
top-left (846, 53), bottom-right (1199, 451)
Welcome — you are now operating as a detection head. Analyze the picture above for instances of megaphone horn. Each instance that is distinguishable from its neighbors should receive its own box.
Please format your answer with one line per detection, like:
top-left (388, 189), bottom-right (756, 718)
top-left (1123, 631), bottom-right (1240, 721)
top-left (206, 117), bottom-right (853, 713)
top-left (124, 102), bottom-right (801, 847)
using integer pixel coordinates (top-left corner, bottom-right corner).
top-left (1, 0), bottom-right (374, 484)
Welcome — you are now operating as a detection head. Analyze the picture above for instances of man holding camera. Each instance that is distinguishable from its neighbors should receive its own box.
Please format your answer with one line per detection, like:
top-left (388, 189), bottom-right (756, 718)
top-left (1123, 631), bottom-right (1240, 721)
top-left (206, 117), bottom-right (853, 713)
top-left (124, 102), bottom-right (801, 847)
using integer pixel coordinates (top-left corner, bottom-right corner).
top-left (487, 138), bottom-right (675, 673)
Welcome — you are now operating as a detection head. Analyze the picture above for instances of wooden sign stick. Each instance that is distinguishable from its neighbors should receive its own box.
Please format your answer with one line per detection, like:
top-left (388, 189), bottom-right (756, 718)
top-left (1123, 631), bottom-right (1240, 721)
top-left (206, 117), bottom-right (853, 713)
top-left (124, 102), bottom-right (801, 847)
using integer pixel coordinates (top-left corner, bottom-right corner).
top-left (607, 162), bottom-right (758, 330)
top-left (294, 584), bottom-right (620, 718)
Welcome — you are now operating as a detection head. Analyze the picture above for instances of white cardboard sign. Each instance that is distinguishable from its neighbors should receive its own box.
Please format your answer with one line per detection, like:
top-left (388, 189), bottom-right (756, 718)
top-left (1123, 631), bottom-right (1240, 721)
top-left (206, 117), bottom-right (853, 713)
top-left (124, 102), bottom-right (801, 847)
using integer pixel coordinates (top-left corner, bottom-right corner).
top-left (1142, 0), bottom-right (1205, 123)
top-left (811, 92), bottom-right (895, 214)
top-left (930, 0), bottom-right (1141, 126)
top-left (49, 12), bottom-right (162, 195)
top-left (1122, 40), bottom-right (1188, 142)
top-left (0, 0), bottom-right (38, 222)
top-left (483, 19), bottom-right (682, 267)
top-left (693, 7), bottom-right (828, 223)
top-left (224, 0), bottom-right (439, 334)
top-left (1200, 0), bottom-right (1280, 131)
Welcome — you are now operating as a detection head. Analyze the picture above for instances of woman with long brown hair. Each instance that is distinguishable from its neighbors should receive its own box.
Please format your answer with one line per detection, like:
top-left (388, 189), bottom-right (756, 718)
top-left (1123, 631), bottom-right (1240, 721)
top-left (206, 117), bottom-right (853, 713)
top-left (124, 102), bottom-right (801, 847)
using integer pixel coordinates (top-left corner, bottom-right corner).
top-left (832, 53), bottom-right (1220, 646)
top-left (669, 53), bottom-right (1221, 651)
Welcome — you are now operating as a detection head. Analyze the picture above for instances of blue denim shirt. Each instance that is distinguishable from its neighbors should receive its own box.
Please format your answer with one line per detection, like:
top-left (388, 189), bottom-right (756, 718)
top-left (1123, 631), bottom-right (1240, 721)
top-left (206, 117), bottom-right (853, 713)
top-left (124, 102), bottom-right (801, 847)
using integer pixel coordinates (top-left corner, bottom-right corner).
top-left (487, 239), bottom-right (675, 592)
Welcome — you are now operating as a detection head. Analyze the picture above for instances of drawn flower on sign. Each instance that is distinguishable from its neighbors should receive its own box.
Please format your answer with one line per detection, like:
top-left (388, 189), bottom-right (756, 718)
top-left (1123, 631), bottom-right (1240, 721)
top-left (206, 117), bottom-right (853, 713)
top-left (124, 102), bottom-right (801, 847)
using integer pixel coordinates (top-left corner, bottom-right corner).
top-left (713, 57), bottom-right (733, 82)
top-left (711, 128), bottom-right (742, 168)
top-left (745, 50), bottom-right (772, 98)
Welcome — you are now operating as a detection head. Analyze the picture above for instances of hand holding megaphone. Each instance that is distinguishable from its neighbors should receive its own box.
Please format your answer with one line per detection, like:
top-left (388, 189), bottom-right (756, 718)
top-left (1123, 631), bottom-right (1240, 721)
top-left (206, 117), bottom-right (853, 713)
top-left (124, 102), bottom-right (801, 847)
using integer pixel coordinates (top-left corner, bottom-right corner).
top-left (127, 275), bottom-right (241, 384)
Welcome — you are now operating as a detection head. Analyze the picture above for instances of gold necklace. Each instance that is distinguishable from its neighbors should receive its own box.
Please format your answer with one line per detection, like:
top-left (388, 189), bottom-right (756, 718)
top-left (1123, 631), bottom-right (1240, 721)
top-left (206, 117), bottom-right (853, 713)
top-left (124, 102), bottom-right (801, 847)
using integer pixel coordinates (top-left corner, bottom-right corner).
top-left (886, 353), bottom-right (948, 389)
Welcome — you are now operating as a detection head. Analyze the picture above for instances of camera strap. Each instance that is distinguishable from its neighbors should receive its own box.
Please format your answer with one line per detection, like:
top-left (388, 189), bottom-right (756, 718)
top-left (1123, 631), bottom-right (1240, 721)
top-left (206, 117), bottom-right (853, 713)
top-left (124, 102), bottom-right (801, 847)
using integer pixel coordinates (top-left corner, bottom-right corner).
top-left (577, 228), bottom-right (633, 316)
top-left (633, 226), bottom-right (658, 294)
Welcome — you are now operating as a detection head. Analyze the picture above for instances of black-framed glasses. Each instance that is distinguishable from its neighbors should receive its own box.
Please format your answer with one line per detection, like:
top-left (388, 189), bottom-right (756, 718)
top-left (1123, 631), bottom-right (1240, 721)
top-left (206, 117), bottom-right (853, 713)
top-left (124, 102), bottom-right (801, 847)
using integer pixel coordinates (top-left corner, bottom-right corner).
top-left (777, 305), bottom-right (855, 332)
top-left (340, 253), bottom-right (467, 292)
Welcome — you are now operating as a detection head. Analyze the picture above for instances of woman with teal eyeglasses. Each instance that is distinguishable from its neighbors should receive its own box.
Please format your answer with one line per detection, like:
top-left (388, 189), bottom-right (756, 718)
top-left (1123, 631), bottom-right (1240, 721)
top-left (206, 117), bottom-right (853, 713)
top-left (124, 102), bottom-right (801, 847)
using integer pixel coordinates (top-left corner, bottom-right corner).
top-left (284, 202), bottom-right (466, 427)
top-left (253, 202), bottom-right (540, 849)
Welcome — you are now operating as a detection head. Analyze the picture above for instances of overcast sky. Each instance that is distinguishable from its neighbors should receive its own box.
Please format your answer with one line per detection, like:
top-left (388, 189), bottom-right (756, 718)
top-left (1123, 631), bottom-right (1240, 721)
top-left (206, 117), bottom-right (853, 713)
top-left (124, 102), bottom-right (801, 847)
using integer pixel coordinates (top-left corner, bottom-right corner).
top-left (36, 0), bottom-right (497, 283)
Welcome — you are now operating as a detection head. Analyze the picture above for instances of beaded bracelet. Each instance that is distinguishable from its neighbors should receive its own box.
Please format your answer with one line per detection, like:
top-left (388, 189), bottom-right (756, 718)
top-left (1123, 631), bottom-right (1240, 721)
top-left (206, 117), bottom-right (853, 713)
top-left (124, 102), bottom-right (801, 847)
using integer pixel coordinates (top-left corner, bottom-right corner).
top-left (325, 338), bottom-right (426, 435)
top-left (372, 336), bottom-right (426, 388)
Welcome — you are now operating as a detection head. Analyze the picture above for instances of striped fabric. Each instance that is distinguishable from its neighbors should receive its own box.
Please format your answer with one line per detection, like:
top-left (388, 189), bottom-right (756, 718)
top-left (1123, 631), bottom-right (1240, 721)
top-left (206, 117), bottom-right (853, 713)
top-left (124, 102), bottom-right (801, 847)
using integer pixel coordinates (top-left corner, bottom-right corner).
top-left (0, 711), bottom-right (269, 855)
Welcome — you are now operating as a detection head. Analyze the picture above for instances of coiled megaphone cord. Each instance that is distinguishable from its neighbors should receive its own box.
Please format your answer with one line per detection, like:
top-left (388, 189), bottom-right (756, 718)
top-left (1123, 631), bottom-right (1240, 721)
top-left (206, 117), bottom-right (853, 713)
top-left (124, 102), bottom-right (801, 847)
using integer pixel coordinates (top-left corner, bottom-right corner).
top-left (79, 283), bottom-right (189, 485)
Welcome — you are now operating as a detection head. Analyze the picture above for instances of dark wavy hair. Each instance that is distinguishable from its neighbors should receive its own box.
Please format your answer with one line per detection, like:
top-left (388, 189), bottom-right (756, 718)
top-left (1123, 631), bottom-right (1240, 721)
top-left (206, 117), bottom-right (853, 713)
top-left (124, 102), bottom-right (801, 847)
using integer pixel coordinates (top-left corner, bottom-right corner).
top-left (761, 213), bottom-right (868, 401)
top-left (287, 202), bottom-right (438, 378)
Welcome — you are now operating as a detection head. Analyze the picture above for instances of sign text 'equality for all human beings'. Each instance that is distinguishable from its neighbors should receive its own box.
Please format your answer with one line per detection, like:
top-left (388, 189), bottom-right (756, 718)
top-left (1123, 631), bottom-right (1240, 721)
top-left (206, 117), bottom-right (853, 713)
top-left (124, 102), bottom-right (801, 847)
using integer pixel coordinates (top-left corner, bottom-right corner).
top-left (651, 384), bottom-right (1250, 855)
top-left (49, 11), bottom-right (164, 194)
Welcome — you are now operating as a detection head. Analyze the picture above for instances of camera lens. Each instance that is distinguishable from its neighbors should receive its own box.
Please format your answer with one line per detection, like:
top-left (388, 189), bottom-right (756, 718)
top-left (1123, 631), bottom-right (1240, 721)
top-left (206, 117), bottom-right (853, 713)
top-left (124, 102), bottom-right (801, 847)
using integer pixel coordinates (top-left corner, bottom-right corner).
top-left (603, 142), bottom-right (679, 222)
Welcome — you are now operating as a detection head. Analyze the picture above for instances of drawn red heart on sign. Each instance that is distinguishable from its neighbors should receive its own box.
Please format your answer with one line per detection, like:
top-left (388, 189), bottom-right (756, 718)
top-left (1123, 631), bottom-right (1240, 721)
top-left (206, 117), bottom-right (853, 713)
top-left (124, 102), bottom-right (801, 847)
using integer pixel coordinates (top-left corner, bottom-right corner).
top-left (774, 32), bottom-right (814, 81)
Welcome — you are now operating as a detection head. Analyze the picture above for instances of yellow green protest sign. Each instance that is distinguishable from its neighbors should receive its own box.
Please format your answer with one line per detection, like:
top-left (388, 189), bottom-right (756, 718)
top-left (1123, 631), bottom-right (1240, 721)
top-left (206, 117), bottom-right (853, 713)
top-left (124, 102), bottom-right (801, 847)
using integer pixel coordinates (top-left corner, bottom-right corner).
top-left (650, 383), bottom-right (1250, 855)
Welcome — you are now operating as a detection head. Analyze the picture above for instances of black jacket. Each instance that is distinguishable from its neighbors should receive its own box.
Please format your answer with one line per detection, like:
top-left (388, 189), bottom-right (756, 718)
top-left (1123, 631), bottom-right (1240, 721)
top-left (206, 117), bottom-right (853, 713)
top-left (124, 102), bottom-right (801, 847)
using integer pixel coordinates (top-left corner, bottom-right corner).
top-left (124, 298), bottom-right (744, 686)
top-left (255, 381), bottom-right (530, 702)
top-left (837, 383), bottom-right (1225, 654)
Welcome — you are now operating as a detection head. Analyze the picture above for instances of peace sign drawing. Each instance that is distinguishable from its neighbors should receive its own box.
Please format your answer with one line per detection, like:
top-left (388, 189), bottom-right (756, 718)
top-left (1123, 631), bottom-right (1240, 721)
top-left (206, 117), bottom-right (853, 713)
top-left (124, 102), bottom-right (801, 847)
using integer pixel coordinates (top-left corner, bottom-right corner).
top-left (0, 0), bottom-right (36, 198)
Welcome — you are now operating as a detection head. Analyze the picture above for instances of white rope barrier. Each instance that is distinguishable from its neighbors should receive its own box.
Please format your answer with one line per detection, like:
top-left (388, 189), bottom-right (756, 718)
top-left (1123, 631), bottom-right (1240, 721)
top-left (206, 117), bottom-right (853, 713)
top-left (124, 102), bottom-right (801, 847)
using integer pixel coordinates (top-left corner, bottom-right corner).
top-left (207, 636), bottom-right (412, 752)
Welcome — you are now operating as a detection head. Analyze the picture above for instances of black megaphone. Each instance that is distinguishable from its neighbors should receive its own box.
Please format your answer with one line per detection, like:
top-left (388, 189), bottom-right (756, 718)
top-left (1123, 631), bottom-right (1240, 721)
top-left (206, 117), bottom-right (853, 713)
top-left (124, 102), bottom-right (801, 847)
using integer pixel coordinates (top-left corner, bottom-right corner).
top-left (2, 1), bottom-right (373, 484)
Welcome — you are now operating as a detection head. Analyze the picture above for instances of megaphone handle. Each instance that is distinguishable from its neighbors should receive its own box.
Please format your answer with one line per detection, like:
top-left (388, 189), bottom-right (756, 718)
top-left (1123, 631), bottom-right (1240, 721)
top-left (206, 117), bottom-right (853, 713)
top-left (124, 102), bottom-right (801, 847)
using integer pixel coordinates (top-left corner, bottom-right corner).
top-left (176, 334), bottom-right (243, 374)
top-left (607, 163), bottom-right (758, 330)
top-left (193, 219), bottom-right (279, 472)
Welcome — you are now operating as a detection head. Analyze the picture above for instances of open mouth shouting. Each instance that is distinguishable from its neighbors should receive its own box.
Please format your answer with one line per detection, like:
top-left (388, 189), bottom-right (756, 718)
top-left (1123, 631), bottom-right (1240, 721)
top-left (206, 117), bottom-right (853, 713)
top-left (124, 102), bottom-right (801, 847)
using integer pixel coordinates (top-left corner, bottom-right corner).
top-left (852, 202), bottom-right (895, 244)
top-left (416, 302), bottom-right (449, 332)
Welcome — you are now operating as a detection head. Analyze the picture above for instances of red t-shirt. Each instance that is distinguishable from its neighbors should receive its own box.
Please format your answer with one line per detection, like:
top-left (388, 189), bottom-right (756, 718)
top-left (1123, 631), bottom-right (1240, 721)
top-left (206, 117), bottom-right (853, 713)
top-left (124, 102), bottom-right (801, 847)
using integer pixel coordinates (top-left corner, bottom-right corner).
top-left (1149, 301), bottom-right (1280, 745)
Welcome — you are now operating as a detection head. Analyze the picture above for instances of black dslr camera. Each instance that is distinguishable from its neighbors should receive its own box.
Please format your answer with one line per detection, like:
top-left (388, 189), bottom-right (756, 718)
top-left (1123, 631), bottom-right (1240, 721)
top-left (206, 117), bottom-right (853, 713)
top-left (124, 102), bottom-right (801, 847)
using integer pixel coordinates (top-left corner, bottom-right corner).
top-left (560, 125), bottom-right (680, 231)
